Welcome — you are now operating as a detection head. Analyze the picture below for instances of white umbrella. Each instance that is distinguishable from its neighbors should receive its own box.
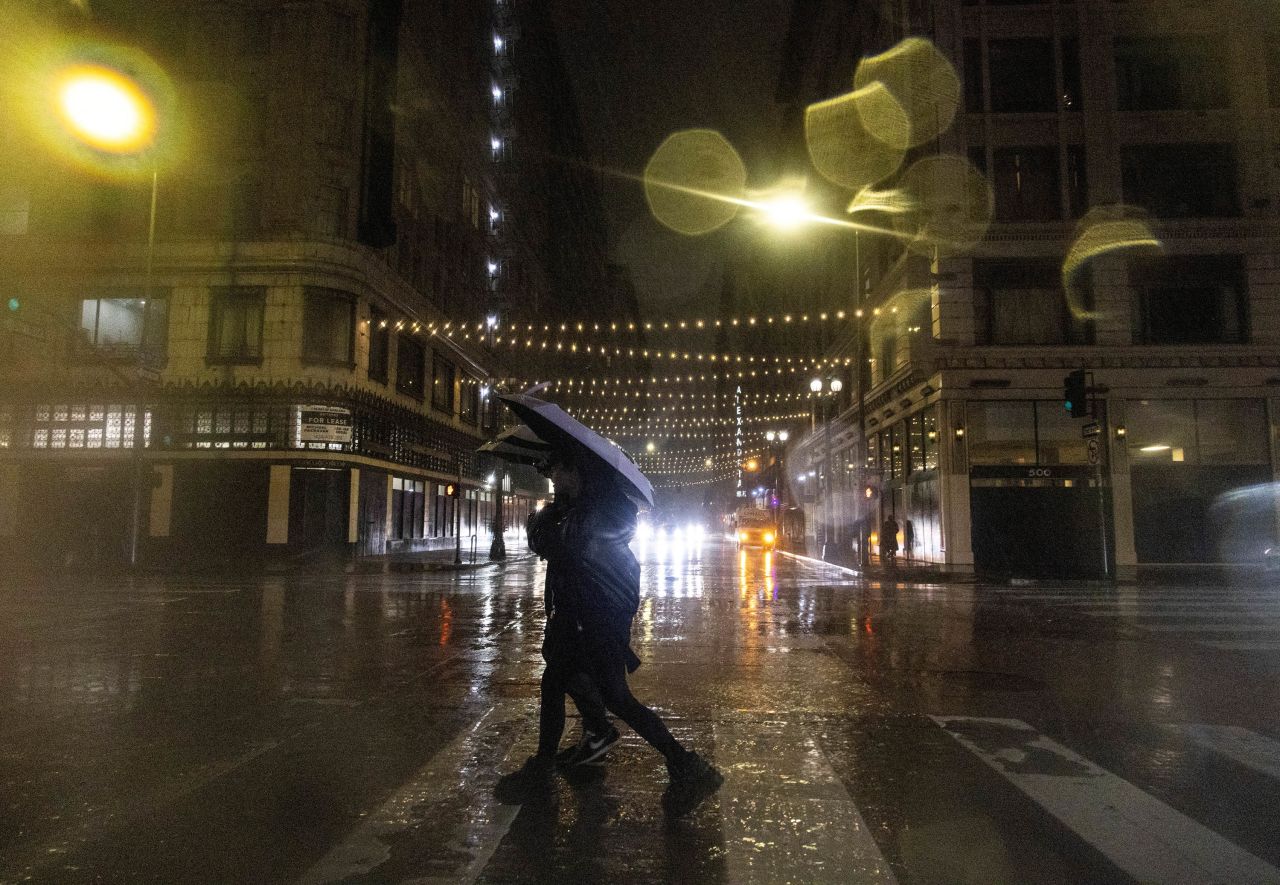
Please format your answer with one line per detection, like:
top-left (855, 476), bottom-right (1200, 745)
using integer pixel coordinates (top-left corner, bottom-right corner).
top-left (477, 424), bottom-right (553, 465)
top-left (498, 391), bottom-right (654, 508)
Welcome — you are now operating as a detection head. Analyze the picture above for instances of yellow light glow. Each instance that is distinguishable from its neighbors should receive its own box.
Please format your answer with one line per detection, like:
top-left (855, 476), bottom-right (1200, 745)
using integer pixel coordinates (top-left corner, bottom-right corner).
top-left (54, 64), bottom-right (157, 153)
top-left (760, 193), bottom-right (810, 229)
top-left (739, 531), bottom-right (749, 542)
top-left (763, 532), bottom-right (775, 545)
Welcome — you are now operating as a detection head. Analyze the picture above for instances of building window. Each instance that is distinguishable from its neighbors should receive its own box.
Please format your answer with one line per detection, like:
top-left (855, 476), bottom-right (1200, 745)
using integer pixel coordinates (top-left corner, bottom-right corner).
top-left (396, 334), bottom-right (425, 400)
top-left (79, 294), bottom-right (169, 357)
top-left (992, 147), bottom-right (1061, 221)
top-left (390, 476), bottom-right (425, 540)
top-left (1115, 37), bottom-right (1228, 111)
top-left (988, 39), bottom-right (1056, 112)
top-left (302, 287), bottom-right (354, 365)
top-left (1121, 144), bottom-right (1239, 218)
top-left (967, 400), bottom-right (1089, 466)
top-left (1127, 399), bottom-right (1268, 465)
top-left (208, 287), bottom-right (265, 363)
top-left (1061, 38), bottom-right (1082, 111)
top-left (459, 375), bottom-right (479, 424)
top-left (1066, 145), bottom-right (1088, 218)
top-left (432, 353), bottom-right (456, 413)
top-left (368, 306), bottom-right (389, 383)
top-left (974, 259), bottom-right (1090, 345)
top-left (963, 40), bottom-right (984, 112)
top-left (1130, 255), bottom-right (1247, 344)
top-left (481, 390), bottom-right (499, 431)
top-left (29, 403), bottom-right (147, 449)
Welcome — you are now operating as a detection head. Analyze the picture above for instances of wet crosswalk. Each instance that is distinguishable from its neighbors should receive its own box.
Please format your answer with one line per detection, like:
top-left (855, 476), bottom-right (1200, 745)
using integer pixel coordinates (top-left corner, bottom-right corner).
top-left (987, 584), bottom-right (1280, 652)
top-left (298, 704), bottom-right (1280, 884)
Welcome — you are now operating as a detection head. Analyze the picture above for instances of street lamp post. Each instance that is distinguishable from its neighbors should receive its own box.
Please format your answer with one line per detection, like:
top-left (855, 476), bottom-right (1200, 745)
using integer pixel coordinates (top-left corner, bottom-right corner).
top-left (53, 61), bottom-right (163, 568)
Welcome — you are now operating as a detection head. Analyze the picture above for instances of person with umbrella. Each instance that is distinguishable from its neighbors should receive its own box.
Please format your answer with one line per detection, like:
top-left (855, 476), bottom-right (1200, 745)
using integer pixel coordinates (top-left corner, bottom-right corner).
top-left (493, 393), bottom-right (723, 815)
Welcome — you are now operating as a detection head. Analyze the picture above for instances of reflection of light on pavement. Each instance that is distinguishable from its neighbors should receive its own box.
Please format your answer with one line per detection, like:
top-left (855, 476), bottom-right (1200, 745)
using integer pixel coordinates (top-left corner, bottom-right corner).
top-left (764, 551), bottom-right (775, 600)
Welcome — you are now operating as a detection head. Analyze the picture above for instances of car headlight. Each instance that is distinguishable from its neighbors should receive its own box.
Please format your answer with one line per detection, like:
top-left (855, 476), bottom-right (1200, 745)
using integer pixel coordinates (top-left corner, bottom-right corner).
top-left (763, 532), bottom-right (775, 544)
top-left (739, 531), bottom-right (748, 541)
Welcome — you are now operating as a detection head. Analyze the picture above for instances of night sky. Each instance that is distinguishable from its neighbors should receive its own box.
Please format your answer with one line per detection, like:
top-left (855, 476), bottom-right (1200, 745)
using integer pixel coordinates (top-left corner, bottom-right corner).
top-left (550, 0), bottom-right (793, 315)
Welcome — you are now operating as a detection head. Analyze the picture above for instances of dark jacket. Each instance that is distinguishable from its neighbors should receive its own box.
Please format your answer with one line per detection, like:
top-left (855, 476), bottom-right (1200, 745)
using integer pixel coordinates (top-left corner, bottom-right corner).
top-left (528, 493), bottom-right (642, 673)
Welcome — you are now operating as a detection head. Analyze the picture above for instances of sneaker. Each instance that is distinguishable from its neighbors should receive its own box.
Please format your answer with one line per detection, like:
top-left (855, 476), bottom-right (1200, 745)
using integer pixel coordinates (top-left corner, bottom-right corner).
top-left (494, 754), bottom-right (555, 804)
top-left (555, 725), bottom-right (621, 767)
top-left (662, 750), bottom-right (724, 816)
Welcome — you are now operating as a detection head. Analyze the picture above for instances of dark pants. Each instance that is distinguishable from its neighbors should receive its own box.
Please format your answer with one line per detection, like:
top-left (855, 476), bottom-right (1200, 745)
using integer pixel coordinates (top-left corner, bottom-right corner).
top-left (538, 653), bottom-right (681, 760)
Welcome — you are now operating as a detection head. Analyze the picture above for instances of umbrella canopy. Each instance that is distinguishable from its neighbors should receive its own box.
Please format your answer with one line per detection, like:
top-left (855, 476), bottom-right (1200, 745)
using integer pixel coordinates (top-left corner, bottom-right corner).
top-left (477, 423), bottom-right (553, 465)
top-left (498, 392), bottom-right (654, 508)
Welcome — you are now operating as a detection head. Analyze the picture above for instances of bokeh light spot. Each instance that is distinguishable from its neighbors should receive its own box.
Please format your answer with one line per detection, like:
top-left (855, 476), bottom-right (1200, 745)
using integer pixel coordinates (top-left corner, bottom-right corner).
top-left (854, 38), bottom-right (960, 150)
top-left (805, 83), bottom-right (907, 190)
top-left (643, 129), bottom-right (747, 236)
top-left (54, 64), bottom-right (157, 154)
top-left (1063, 206), bottom-right (1163, 318)
top-left (895, 155), bottom-right (993, 255)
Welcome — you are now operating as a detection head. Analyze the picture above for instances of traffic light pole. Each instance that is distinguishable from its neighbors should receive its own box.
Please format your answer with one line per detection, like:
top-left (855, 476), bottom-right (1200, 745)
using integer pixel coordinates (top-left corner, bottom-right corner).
top-left (454, 459), bottom-right (463, 565)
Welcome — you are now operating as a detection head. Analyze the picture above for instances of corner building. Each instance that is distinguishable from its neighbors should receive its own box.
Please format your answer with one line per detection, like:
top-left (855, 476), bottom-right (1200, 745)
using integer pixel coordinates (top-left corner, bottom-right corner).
top-left (0, 1), bottom-right (564, 567)
top-left (789, 0), bottom-right (1280, 578)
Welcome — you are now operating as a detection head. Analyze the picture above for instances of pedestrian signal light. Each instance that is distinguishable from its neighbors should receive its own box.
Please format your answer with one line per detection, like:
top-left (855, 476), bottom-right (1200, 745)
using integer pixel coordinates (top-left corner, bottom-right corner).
top-left (5, 297), bottom-right (18, 312)
top-left (445, 483), bottom-right (458, 498)
top-left (1063, 369), bottom-right (1088, 418)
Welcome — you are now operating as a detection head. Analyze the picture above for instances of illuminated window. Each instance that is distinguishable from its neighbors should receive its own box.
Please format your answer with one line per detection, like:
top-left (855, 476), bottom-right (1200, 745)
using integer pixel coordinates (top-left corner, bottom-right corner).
top-left (974, 259), bottom-right (1090, 345)
top-left (79, 294), bottom-right (168, 356)
top-left (459, 376), bottom-right (479, 424)
top-left (208, 287), bottom-right (265, 363)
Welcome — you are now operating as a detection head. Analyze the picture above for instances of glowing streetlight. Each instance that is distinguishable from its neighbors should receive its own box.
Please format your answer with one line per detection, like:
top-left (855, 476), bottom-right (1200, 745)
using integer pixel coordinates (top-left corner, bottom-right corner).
top-left (778, 430), bottom-right (789, 442)
top-left (830, 378), bottom-right (843, 393)
top-left (809, 377), bottom-right (823, 393)
top-left (761, 192), bottom-right (810, 230)
top-left (54, 64), bottom-right (158, 154)
top-left (645, 441), bottom-right (656, 453)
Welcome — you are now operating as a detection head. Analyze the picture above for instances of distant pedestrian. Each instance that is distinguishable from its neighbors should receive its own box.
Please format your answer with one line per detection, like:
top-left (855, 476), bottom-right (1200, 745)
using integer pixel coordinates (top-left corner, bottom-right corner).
top-left (903, 518), bottom-right (915, 562)
top-left (881, 514), bottom-right (900, 566)
top-left (495, 447), bottom-right (723, 815)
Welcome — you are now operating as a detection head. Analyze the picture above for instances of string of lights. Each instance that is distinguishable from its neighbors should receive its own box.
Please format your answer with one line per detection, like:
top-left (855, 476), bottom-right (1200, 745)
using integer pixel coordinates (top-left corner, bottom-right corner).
top-left (425, 309), bottom-right (851, 337)
top-left (582, 411), bottom-right (809, 431)
top-left (498, 367), bottom-right (851, 389)
top-left (561, 392), bottom-right (810, 415)
top-left (452, 334), bottom-right (853, 368)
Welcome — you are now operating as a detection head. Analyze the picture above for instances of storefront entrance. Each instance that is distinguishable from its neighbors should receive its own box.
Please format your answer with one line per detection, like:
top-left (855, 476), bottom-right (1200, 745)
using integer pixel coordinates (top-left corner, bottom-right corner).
top-left (970, 466), bottom-right (1113, 580)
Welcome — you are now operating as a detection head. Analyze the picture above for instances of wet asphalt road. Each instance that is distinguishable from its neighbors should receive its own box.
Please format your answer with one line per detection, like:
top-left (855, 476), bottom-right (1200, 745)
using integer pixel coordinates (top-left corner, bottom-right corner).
top-left (2, 537), bottom-right (1280, 884)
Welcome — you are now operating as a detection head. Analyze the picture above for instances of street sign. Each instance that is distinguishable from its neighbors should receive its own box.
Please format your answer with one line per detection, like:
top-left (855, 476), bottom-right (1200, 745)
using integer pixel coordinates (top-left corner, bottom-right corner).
top-left (1082, 422), bottom-right (1100, 438)
top-left (1086, 438), bottom-right (1100, 466)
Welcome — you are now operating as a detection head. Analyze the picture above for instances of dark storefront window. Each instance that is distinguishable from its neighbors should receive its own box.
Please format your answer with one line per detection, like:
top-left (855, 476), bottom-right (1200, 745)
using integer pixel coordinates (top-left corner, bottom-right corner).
top-left (1269, 43), bottom-right (1280, 107)
top-left (1121, 144), bottom-right (1239, 218)
top-left (432, 353), bottom-right (456, 413)
top-left (390, 476), bottom-right (425, 540)
top-left (1066, 145), bottom-right (1088, 218)
top-left (1127, 398), bottom-right (1272, 562)
top-left (1061, 38), bottom-right (1082, 111)
top-left (368, 306), bottom-right (389, 384)
top-left (208, 287), bottom-right (265, 363)
top-left (396, 334), bottom-right (425, 400)
top-left (302, 288), bottom-right (354, 365)
top-left (964, 39), bottom-right (984, 112)
top-left (1130, 255), bottom-right (1247, 344)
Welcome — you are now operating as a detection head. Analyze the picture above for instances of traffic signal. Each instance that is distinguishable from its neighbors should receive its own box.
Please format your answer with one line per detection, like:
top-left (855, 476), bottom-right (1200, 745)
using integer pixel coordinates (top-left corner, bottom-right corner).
top-left (5, 297), bottom-right (18, 312)
top-left (444, 482), bottom-right (459, 498)
top-left (1063, 369), bottom-right (1088, 418)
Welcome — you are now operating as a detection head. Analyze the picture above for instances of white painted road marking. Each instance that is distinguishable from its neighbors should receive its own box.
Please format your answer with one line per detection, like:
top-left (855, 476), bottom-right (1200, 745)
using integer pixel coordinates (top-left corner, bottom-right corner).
top-left (715, 720), bottom-right (897, 884)
top-left (933, 716), bottom-right (1280, 885)
top-left (1179, 724), bottom-right (1280, 781)
top-left (297, 705), bottom-right (525, 885)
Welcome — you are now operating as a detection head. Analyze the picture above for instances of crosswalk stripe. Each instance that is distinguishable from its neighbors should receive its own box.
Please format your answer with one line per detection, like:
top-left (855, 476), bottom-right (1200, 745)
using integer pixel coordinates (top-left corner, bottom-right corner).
top-left (715, 721), bottom-right (897, 884)
top-left (1200, 640), bottom-right (1280, 651)
top-left (1179, 725), bottom-right (1280, 780)
top-left (932, 716), bottom-right (1280, 885)
top-left (297, 705), bottom-right (525, 885)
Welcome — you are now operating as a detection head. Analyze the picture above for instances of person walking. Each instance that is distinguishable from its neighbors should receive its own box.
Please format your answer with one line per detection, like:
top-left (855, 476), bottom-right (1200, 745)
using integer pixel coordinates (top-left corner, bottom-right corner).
top-left (881, 514), bottom-right (900, 566)
top-left (495, 447), bottom-right (723, 815)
